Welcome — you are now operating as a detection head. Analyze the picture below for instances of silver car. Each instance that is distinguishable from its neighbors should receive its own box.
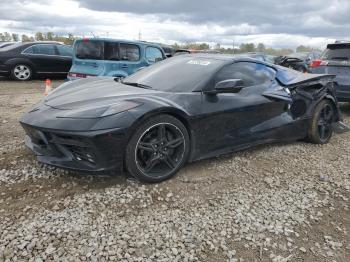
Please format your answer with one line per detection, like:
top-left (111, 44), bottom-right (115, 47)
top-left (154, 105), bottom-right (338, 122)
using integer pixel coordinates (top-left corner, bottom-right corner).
top-left (311, 42), bottom-right (350, 102)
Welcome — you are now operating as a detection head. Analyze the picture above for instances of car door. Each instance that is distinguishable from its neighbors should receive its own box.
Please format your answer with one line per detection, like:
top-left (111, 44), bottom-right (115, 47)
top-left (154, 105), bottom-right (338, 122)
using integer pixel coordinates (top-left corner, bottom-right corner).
top-left (119, 43), bottom-right (142, 75)
top-left (22, 44), bottom-right (60, 73)
top-left (55, 45), bottom-right (73, 73)
top-left (196, 62), bottom-right (291, 156)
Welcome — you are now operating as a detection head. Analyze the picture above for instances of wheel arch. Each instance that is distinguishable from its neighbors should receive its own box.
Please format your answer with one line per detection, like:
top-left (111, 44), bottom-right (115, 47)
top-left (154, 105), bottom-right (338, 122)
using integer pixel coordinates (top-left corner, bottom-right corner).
top-left (5, 58), bottom-right (37, 72)
top-left (323, 93), bottom-right (341, 122)
top-left (126, 108), bottom-right (195, 160)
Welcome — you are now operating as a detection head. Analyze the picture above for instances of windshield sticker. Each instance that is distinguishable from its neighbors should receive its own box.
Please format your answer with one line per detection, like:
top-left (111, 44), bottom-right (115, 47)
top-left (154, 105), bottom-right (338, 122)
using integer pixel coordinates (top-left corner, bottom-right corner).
top-left (187, 60), bottom-right (211, 66)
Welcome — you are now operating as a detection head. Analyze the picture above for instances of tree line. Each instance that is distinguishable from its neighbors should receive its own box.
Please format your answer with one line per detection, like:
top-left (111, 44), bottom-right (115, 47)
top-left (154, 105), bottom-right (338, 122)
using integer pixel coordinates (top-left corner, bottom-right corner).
top-left (0, 32), bottom-right (76, 45)
top-left (173, 42), bottom-right (321, 55)
top-left (0, 31), bottom-right (320, 54)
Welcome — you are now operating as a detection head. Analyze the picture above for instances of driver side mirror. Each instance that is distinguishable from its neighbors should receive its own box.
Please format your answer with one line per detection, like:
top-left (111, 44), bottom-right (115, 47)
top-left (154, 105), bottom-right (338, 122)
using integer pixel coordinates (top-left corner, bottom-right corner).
top-left (204, 79), bottom-right (245, 95)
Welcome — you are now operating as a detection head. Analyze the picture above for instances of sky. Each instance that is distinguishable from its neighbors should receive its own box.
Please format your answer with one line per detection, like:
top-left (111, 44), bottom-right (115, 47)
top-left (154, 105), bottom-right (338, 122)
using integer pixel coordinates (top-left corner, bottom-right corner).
top-left (0, 0), bottom-right (349, 50)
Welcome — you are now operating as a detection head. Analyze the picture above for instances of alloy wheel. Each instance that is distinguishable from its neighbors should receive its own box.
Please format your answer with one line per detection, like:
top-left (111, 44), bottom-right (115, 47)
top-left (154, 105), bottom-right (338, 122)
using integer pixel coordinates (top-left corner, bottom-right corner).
top-left (135, 123), bottom-right (185, 178)
top-left (317, 104), bottom-right (334, 143)
top-left (13, 65), bottom-right (31, 80)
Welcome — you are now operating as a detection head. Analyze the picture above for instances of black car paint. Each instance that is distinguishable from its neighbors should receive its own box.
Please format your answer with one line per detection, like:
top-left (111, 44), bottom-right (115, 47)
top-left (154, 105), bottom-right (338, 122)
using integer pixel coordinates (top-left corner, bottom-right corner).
top-left (20, 55), bottom-right (341, 174)
top-left (0, 42), bottom-right (72, 78)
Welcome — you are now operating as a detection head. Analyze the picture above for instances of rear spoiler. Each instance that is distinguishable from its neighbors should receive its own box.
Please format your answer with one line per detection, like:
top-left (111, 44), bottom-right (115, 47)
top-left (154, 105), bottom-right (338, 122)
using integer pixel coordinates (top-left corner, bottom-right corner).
top-left (277, 73), bottom-right (336, 88)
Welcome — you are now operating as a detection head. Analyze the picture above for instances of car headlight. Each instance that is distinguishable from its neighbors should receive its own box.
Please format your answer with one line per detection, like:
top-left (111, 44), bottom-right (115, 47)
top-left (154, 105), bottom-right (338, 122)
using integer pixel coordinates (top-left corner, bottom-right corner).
top-left (101, 101), bottom-right (141, 117)
top-left (56, 101), bottom-right (141, 119)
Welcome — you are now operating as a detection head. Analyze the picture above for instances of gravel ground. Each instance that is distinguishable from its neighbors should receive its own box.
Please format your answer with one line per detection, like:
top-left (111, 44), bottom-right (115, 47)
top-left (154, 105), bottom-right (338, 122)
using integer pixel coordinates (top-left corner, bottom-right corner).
top-left (0, 79), bottom-right (349, 262)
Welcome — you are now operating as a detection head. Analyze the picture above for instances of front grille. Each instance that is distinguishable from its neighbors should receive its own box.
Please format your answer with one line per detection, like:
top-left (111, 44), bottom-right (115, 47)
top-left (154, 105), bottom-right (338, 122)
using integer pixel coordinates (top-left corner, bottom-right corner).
top-left (66, 145), bottom-right (96, 164)
top-left (24, 125), bottom-right (48, 146)
top-left (23, 124), bottom-right (96, 165)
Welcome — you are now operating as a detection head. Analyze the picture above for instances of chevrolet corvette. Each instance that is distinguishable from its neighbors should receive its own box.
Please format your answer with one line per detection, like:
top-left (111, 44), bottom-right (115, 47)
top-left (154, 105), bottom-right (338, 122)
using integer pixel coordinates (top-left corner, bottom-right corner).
top-left (20, 54), bottom-right (343, 182)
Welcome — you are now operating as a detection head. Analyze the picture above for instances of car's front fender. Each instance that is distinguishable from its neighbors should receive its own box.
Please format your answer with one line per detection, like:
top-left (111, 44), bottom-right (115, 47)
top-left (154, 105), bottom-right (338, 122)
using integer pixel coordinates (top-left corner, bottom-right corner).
top-left (4, 58), bottom-right (37, 72)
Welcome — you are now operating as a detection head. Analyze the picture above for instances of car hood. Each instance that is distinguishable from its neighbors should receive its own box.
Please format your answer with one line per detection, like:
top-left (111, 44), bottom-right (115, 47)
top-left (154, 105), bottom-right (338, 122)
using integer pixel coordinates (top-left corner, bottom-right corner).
top-left (45, 77), bottom-right (160, 110)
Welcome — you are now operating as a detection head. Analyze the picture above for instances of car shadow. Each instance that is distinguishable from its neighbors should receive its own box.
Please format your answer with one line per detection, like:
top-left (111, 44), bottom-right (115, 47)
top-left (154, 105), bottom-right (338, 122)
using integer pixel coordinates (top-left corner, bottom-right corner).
top-left (52, 168), bottom-right (131, 189)
top-left (340, 102), bottom-right (350, 116)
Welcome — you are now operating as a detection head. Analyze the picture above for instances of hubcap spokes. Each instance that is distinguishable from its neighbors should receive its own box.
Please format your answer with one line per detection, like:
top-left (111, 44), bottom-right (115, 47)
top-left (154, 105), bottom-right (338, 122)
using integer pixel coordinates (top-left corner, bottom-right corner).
top-left (136, 123), bottom-right (185, 177)
top-left (317, 105), bottom-right (333, 141)
top-left (14, 65), bottom-right (30, 80)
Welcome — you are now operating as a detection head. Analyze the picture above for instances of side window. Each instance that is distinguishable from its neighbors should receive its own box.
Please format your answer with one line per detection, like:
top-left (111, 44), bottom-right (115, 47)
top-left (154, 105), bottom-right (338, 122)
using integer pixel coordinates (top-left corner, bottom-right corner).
top-left (32, 45), bottom-right (56, 55)
top-left (22, 46), bottom-right (34, 54)
top-left (146, 47), bottom-right (164, 63)
top-left (215, 62), bottom-right (275, 87)
top-left (57, 45), bottom-right (72, 56)
top-left (119, 43), bottom-right (140, 61)
top-left (104, 42), bottom-right (119, 61)
top-left (76, 41), bottom-right (104, 60)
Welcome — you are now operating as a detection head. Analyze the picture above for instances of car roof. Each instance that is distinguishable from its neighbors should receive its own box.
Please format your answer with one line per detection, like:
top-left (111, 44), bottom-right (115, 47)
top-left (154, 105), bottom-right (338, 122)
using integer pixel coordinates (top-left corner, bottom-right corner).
top-left (182, 53), bottom-right (275, 65)
top-left (75, 38), bottom-right (162, 47)
top-left (23, 41), bottom-right (65, 46)
top-left (327, 42), bottom-right (350, 49)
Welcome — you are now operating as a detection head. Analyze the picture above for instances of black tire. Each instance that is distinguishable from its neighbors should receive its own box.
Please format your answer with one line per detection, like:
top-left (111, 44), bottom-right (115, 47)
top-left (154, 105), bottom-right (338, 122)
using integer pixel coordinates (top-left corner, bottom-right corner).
top-left (11, 64), bottom-right (33, 81)
top-left (307, 100), bottom-right (335, 144)
top-left (125, 114), bottom-right (190, 183)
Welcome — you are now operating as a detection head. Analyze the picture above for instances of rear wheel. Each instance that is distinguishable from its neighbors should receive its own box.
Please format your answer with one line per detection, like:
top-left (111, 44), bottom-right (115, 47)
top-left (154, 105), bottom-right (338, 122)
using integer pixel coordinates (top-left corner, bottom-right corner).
top-left (11, 64), bottom-right (32, 81)
top-left (125, 115), bottom-right (190, 182)
top-left (307, 100), bottom-right (335, 144)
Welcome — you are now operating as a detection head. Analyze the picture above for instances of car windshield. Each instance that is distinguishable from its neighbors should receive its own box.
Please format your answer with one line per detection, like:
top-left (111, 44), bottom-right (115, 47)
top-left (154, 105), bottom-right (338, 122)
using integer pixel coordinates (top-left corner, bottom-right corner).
top-left (123, 56), bottom-right (226, 92)
top-left (75, 40), bottom-right (104, 60)
top-left (322, 46), bottom-right (350, 61)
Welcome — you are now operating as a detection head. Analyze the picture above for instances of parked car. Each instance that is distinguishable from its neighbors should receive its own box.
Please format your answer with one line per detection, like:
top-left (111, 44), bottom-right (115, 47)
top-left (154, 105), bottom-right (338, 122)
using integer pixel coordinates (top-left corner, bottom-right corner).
top-left (173, 49), bottom-right (191, 56)
top-left (159, 44), bottom-right (175, 57)
top-left (310, 42), bottom-right (350, 101)
top-left (68, 38), bottom-right (166, 80)
top-left (0, 42), bottom-right (72, 81)
top-left (275, 52), bottom-right (321, 72)
top-left (21, 54), bottom-right (343, 182)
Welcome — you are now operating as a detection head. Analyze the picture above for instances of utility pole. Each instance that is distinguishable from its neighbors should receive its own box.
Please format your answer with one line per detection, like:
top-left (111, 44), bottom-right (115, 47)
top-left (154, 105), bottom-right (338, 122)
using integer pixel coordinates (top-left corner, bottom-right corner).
top-left (139, 30), bottom-right (142, 41)
top-left (232, 39), bottom-right (235, 55)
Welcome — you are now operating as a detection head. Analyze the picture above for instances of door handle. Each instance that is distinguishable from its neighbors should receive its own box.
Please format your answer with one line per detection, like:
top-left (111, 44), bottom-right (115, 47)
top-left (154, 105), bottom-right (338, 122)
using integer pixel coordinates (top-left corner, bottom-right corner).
top-left (121, 64), bottom-right (128, 69)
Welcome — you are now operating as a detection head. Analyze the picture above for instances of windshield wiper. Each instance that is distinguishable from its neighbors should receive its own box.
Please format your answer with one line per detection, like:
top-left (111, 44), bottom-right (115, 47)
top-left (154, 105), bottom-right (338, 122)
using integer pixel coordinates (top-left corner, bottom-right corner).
top-left (122, 81), bottom-right (153, 89)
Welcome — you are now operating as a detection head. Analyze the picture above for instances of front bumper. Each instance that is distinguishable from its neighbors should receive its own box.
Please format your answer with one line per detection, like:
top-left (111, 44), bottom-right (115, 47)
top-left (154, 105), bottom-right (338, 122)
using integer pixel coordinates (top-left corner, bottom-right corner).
top-left (22, 124), bottom-right (127, 173)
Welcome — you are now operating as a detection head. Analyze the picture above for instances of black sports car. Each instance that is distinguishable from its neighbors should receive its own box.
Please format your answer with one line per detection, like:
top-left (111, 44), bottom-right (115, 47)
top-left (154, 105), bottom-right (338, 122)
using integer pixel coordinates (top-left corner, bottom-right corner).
top-left (0, 42), bottom-right (72, 81)
top-left (20, 54), bottom-right (343, 182)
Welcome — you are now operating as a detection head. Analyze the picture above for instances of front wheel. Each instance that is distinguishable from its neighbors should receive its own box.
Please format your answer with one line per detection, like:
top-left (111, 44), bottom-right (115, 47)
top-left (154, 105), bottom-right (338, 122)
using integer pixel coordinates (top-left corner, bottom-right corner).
top-left (11, 64), bottom-right (33, 81)
top-left (307, 100), bottom-right (335, 144)
top-left (125, 114), bottom-right (190, 183)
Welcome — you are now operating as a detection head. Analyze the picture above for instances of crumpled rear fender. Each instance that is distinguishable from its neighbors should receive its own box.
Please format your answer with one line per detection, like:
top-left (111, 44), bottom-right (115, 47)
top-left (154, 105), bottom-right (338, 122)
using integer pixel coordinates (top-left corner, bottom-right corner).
top-left (292, 80), bottom-right (342, 121)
